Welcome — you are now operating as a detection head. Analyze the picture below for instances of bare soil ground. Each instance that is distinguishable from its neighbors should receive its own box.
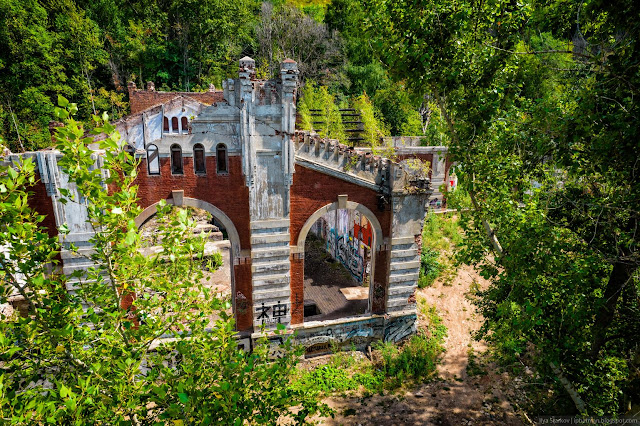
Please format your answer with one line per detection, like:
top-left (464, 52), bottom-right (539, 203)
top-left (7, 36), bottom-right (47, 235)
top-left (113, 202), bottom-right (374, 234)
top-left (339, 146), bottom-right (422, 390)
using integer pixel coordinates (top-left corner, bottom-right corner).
top-left (313, 264), bottom-right (527, 425)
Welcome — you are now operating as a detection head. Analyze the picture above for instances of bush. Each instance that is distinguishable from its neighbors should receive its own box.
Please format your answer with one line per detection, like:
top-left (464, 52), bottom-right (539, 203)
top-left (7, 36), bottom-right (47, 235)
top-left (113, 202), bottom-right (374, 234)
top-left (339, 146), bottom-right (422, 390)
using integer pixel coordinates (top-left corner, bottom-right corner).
top-left (0, 101), bottom-right (329, 425)
top-left (418, 248), bottom-right (442, 288)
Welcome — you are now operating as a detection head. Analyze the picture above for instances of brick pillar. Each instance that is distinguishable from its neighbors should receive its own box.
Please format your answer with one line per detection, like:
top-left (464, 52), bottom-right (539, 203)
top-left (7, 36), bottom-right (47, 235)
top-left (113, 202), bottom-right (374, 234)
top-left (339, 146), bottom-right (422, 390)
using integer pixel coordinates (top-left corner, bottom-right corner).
top-left (290, 256), bottom-right (304, 324)
top-left (372, 249), bottom-right (390, 313)
top-left (234, 262), bottom-right (253, 331)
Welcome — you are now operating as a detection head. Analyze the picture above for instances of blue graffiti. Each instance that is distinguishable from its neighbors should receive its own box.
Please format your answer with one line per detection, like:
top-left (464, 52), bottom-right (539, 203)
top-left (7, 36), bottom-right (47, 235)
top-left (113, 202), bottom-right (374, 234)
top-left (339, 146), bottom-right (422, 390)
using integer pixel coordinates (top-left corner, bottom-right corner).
top-left (327, 229), bottom-right (365, 281)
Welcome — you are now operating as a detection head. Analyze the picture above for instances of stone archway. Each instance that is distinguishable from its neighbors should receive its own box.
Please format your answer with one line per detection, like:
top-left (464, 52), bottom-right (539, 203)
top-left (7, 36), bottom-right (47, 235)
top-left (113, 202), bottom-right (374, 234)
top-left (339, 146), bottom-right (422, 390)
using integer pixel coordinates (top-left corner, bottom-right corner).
top-left (135, 196), bottom-right (242, 255)
top-left (293, 200), bottom-right (384, 322)
top-left (134, 195), bottom-right (244, 323)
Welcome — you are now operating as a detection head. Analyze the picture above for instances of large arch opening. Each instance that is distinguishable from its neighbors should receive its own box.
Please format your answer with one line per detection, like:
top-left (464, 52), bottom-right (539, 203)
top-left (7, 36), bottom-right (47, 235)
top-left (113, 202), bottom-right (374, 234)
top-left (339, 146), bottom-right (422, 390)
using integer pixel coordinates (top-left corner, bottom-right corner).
top-left (295, 201), bottom-right (383, 322)
top-left (135, 198), bottom-right (242, 327)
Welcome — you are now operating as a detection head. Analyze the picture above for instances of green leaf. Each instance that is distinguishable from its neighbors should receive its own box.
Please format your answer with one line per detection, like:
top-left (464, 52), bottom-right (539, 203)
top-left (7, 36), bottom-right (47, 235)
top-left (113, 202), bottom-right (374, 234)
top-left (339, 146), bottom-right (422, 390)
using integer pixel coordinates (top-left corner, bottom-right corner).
top-left (58, 95), bottom-right (69, 107)
top-left (178, 392), bottom-right (189, 403)
top-left (7, 167), bottom-right (17, 180)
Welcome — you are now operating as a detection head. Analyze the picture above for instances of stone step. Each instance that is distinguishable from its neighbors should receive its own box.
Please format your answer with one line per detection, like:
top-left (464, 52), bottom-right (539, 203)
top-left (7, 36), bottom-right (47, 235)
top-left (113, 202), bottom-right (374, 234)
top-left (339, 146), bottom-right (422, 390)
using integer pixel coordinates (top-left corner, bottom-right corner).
top-left (388, 284), bottom-right (417, 296)
top-left (250, 219), bottom-right (290, 230)
top-left (250, 233), bottom-right (290, 245)
top-left (253, 273), bottom-right (289, 287)
top-left (252, 287), bottom-right (291, 301)
top-left (386, 305), bottom-right (415, 314)
top-left (60, 248), bottom-right (96, 260)
top-left (251, 246), bottom-right (291, 260)
top-left (389, 260), bottom-right (421, 271)
top-left (62, 262), bottom-right (99, 275)
top-left (59, 232), bottom-right (95, 243)
top-left (389, 272), bottom-right (419, 284)
top-left (387, 297), bottom-right (411, 308)
top-left (251, 261), bottom-right (289, 275)
top-left (391, 236), bottom-right (416, 246)
top-left (391, 248), bottom-right (418, 259)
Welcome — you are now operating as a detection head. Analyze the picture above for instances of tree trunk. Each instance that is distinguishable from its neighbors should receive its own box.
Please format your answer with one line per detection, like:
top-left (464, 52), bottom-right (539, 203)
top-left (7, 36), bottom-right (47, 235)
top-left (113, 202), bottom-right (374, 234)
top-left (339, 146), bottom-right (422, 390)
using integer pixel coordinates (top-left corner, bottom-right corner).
top-left (590, 260), bottom-right (637, 360)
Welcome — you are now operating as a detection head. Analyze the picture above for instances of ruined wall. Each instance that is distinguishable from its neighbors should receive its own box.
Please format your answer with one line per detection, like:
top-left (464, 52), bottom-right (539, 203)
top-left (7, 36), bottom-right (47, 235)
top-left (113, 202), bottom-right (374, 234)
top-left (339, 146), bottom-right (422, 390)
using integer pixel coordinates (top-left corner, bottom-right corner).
top-left (135, 155), bottom-right (251, 249)
top-left (289, 164), bottom-right (392, 324)
top-left (7, 57), bottom-right (435, 347)
top-left (279, 313), bottom-right (417, 357)
top-left (128, 82), bottom-right (224, 114)
top-left (290, 164), bottom-right (391, 245)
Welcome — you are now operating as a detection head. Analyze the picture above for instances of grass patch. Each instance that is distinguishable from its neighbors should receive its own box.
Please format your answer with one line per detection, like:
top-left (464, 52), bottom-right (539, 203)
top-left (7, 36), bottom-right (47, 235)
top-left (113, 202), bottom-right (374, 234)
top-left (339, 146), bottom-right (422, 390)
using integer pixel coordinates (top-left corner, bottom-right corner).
top-left (418, 212), bottom-right (462, 288)
top-left (466, 346), bottom-right (487, 377)
top-left (374, 332), bottom-right (443, 389)
top-left (291, 302), bottom-right (448, 397)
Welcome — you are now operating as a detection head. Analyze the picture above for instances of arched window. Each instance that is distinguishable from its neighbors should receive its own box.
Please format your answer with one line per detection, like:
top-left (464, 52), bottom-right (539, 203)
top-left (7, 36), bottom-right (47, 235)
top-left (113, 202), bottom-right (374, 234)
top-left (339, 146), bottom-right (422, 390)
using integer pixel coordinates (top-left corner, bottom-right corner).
top-left (216, 143), bottom-right (228, 174)
top-left (181, 117), bottom-right (189, 134)
top-left (193, 143), bottom-right (206, 174)
top-left (171, 117), bottom-right (179, 133)
top-left (163, 117), bottom-right (169, 133)
top-left (171, 144), bottom-right (183, 174)
top-left (147, 144), bottom-right (160, 175)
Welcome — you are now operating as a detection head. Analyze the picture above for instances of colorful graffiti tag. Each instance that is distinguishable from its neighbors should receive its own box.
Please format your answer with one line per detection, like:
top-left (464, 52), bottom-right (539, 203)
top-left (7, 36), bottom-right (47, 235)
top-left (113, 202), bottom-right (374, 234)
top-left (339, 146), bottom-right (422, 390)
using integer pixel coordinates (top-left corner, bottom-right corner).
top-left (327, 229), bottom-right (365, 281)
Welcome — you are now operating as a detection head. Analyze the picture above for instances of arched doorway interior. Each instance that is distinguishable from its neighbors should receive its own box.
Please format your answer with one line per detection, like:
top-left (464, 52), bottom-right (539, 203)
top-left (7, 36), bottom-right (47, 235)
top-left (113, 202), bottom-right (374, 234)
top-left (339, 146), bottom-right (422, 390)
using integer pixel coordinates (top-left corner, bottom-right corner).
top-left (295, 201), bottom-right (383, 322)
top-left (135, 197), bottom-right (242, 325)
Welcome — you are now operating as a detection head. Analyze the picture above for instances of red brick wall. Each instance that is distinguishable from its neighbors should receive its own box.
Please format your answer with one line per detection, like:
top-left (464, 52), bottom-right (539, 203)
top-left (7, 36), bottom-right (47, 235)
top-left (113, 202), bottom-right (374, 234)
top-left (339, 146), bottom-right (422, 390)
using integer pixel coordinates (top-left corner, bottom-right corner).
top-left (130, 91), bottom-right (224, 114)
top-left (290, 257), bottom-right (304, 324)
top-left (134, 154), bottom-right (253, 330)
top-left (135, 155), bottom-right (251, 249)
top-left (234, 262), bottom-right (253, 331)
top-left (289, 164), bottom-right (392, 322)
top-left (29, 175), bottom-right (59, 241)
top-left (290, 164), bottom-right (391, 245)
top-left (372, 250), bottom-right (390, 314)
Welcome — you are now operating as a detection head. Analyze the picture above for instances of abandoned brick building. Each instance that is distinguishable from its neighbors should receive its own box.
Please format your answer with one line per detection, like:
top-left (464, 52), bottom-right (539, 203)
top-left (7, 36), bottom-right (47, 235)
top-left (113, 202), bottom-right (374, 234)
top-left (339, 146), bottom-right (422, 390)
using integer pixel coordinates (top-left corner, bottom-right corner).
top-left (9, 58), bottom-right (453, 353)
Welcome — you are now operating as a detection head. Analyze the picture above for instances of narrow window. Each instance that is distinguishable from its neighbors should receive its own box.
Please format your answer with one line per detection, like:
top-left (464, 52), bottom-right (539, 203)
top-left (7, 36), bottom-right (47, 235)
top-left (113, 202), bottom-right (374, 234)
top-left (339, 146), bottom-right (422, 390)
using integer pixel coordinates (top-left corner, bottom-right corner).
top-left (181, 117), bottom-right (189, 134)
top-left (194, 143), bottom-right (206, 174)
top-left (163, 117), bottom-right (169, 133)
top-left (171, 117), bottom-right (179, 133)
top-left (216, 143), bottom-right (228, 174)
top-left (171, 144), bottom-right (183, 174)
top-left (147, 144), bottom-right (160, 175)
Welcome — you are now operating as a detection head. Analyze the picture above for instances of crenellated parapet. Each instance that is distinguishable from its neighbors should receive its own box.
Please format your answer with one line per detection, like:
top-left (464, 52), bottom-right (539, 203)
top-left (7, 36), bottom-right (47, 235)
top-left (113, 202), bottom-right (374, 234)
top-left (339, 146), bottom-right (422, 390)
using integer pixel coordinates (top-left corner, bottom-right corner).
top-left (293, 130), bottom-right (432, 196)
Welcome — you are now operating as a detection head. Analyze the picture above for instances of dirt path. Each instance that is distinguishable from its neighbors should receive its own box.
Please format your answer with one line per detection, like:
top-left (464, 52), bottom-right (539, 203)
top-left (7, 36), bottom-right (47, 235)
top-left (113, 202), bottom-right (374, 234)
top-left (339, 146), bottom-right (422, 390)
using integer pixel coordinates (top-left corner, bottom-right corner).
top-left (317, 265), bottom-right (525, 425)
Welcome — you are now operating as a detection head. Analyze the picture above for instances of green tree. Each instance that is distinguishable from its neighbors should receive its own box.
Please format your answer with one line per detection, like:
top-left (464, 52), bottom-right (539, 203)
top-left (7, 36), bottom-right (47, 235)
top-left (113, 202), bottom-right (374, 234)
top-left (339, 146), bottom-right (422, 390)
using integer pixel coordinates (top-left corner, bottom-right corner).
top-left (0, 100), bottom-right (328, 424)
top-left (351, 93), bottom-right (388, 148)
top-left (298, 81), bottom-right (347, 142)
top-left (367, 0), bottom-right (640, 416)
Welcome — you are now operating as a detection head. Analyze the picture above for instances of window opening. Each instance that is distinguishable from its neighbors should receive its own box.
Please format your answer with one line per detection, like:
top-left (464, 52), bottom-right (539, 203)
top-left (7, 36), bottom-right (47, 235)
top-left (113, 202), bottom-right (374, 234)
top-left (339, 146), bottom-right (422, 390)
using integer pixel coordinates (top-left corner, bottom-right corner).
top-left (147, 144), bottom-right (160, 175)
top-left (163, 117), bottom-right (169, 133)
top-left (181, 117), bottom-right (189, 134)
top-left (171, 117), bottom-right (179, 133)
top-left (194, 143), bottom-right (206, 174)
top-left (171, 144), bottom-right (183, 174)
top-left (216, 144), bottom-right (228, 174)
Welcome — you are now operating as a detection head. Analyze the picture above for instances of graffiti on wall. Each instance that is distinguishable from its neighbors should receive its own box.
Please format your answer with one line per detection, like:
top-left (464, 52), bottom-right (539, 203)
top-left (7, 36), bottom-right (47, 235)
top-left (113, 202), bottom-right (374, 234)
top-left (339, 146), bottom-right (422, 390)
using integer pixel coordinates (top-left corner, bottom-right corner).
top-left (255, 301), bottom-right (288, 326)
top-left (384, 315), bottom-right (416, 343)
top-left (327, 229), bottom-right (365, 281)
top-left (294, 314), bottom-right (417, 356)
